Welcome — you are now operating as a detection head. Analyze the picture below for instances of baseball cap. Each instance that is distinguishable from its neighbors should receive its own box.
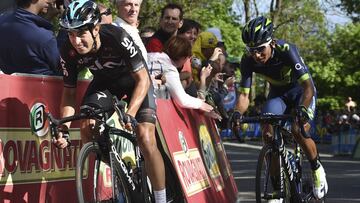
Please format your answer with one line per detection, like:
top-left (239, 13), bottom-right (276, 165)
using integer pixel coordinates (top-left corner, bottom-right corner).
top-left (199, 32), bottom-right (218, 49)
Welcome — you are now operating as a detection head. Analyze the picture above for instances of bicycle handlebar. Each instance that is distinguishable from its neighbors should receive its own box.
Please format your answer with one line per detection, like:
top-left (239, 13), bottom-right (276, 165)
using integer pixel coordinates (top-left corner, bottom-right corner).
top-left (238, 114), bottom-right (294, 124)
top-left (238, 114), bottom-right (308, 138)
top-left (47, 97), bottom-right (128, 140)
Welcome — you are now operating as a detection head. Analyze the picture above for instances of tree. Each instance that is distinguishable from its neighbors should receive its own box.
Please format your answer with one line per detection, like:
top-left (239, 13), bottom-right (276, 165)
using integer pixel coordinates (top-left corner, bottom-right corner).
top-left (338, 0), bottom-right (360, 22)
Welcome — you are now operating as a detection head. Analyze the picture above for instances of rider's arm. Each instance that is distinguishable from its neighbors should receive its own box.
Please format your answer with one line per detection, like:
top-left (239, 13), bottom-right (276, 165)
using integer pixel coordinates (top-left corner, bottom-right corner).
top-left (235, 57), bottom-right (252, 114)
top-left (236, 92), bottom-right (250, 114)
top-left (53, 86), bottom-right (76, 149)
top-left (60, 86), bottom-right (77, 128)
top-left (126, 68), bottom-right (150, 117)
top-left (299, 79), bottom-right (314, 108)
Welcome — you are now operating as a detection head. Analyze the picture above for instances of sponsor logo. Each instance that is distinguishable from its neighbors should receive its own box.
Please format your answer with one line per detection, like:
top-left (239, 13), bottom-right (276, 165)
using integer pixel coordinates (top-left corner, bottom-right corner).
top-left (29, 103), bottom-right (48, 137)
top-left (0, 130), bottom-right (83, 185)
top-left (173, 149), bottom-right (210, 197)
top-left (96, 91), bottom-right (107, 100)
top-left (295, 63), bottom-right (303, 70)
top-left (121, 37), bottom-right (138, 58)
top-left (198, 125), bottom-right (224, 191)
top-left (178, 131), bottom-right (189, 157)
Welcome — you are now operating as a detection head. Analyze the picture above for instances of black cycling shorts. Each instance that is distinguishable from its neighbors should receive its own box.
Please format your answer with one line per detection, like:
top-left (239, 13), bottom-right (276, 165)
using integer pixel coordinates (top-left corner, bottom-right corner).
top-left (81, 77), bottom-right (157, 124)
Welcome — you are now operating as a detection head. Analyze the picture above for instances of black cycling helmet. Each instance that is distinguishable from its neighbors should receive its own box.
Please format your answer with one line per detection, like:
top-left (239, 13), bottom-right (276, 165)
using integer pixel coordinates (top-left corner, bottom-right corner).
top-left (242, 16), bottom-right (274, 47)
top-left (60, 0), bottom-right (100, 30)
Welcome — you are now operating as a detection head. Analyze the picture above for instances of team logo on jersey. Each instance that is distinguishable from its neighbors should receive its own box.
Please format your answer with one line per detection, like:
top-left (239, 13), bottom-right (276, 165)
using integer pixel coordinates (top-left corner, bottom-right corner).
top-left (121, 37), bottom-right (138, 58)
top-left (60, 57), bottom-right (68, 77)
top-left (96, 91), bottom-right (107, 100)
top-left (29, 103), bottom-right (49, 137)
top-left (295, 63), bottom-right (303, 70)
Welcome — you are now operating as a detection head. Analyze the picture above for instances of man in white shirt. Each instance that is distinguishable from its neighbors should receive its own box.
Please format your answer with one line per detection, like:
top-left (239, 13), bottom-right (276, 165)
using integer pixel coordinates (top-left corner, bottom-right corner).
top-left (113, 0), bottom-right (147, 62)
top-left (113, 1), bottom-right (166, 203)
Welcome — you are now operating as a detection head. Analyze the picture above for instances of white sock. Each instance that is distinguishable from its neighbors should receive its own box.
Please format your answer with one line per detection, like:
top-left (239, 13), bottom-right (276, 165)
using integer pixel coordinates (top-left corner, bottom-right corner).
top-left (154, 188), bottom-right (166, 203)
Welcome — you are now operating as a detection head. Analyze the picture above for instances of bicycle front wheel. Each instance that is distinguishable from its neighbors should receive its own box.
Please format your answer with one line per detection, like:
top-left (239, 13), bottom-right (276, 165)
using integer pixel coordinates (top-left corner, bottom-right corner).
top-left (76, 142), bottom-right (131, 203)
top-left (255, 144), bottom-right (291, 203)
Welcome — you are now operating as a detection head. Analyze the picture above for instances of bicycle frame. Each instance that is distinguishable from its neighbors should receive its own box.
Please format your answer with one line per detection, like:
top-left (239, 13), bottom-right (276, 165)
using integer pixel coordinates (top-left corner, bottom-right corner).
top-left (46, 97), bottom-right (147, 201)
top-left (102, 124), bottom-right (140, 192)
top-left (241, 114), bottom-right (314, 202)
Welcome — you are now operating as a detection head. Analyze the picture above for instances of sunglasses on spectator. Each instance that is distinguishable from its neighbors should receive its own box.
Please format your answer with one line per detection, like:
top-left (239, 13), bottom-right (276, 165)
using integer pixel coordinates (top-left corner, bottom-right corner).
top-left (246, 40), bottom-right (272, 54)
top-left (100, 8), bottom-right (112, 16)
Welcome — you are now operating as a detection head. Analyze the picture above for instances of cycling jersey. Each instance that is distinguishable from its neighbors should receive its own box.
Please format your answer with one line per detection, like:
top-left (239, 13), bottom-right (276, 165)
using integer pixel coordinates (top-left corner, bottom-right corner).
top-left (60, 24), bottom-right (156, 123)
top-left (239, 39), bottom-right (315, 98)
top-left (239, 39), bottom-right (316, 123)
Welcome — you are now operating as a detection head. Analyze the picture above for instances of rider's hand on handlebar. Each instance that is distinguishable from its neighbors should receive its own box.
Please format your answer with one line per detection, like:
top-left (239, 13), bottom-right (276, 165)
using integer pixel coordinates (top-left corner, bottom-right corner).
top-left (52, 125), bottom-right (71, 149)
top-left (296, 105), bottom-right (314, 125)
top-left (123, 113), bottom-right (138, 132)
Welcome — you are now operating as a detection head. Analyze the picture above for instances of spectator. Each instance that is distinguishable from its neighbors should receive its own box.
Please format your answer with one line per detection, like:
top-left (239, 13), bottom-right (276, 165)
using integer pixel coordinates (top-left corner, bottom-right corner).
top-left (0, 0), bottom-right (60, 75)
top-left (207, 27), bottom-right (227, 56)
top-left (178, 18), bottom-right (201, 46)
top-left (113, 0), bottom-right (148, 63)
top-left (146, 3), bottom-right (184, 52)
top-left (140, 26), bottom-right (156, 46)
top-left (345, 96), bottom-right (357, 112)
top-left (177, 18), bottom-right (202, 95)
top-left (147, 36), bottom-right (215, 115)
top-left (192, 31), bottom-right (224, 96)
top-left (98, 3), bottom-right (112, 24)
top-left (0, 0), bottom-right (15, 13)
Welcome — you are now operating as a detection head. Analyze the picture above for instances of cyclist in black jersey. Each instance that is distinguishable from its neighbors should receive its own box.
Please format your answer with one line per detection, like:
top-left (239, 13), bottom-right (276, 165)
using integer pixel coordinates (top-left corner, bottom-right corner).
top-left (52, 1), bottom-right (166, 202)
top-left (234, 16), bottom-right (328, 201)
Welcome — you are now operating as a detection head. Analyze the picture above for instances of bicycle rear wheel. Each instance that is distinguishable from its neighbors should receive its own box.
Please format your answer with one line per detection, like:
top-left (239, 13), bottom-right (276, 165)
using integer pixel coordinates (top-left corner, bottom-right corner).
top-left (255, 144), bottom-right (291, 203)
top-left (76, 142), bottom-right (131, 203)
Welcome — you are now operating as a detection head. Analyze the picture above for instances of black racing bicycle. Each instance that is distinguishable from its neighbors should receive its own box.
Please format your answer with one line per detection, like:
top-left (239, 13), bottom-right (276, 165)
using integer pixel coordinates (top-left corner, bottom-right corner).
top-left (239, 114), bottom-right (324, 203)
top-left (47, 96), bottom-right (152, 203)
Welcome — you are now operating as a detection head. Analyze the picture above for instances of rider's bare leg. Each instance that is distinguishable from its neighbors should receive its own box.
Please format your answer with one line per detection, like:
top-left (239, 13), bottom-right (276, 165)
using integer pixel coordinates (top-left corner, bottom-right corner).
top-left (291, 122), bottom-right (318, 161)
top-left (136, 122), bottom-right (166, 190)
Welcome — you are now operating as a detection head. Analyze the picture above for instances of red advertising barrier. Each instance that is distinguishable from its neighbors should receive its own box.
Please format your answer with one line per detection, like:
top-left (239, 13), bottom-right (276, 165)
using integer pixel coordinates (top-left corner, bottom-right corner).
top-left (0, 74), bottom-right (238, 202)
top-left (156, 99), bottom-right (238, 203)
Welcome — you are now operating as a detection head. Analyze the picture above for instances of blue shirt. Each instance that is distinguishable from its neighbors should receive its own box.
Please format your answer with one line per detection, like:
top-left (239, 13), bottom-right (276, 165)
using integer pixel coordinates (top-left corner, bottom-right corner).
top-left (0, 8), bottom-right (60, 75)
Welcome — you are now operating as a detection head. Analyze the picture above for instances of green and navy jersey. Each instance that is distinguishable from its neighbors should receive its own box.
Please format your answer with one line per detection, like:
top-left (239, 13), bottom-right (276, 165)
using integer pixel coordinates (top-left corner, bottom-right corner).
top-left (238, 39), bottom-right (315, 96)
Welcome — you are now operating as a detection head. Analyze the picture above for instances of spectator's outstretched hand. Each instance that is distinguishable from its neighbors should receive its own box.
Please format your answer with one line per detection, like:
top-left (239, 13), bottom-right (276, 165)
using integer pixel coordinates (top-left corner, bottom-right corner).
top-left (199, 101), bottom-right (214, 112)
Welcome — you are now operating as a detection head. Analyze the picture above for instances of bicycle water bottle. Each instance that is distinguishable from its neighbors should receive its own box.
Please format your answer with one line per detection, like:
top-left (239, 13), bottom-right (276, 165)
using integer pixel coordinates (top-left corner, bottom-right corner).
top-left (287, 151), bottom-right (298, 174)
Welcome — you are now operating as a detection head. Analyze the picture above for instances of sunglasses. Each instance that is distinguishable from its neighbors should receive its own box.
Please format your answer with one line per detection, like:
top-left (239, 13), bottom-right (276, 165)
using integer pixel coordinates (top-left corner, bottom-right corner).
top-left (246, 40), bottom-right (271, 54)
top-left (100, 8), bottom-right (112, 16)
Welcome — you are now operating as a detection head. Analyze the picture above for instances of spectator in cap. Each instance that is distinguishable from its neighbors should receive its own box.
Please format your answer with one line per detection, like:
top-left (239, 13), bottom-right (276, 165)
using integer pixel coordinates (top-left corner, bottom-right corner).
top-left (207, 27), bottom-right (227, 56)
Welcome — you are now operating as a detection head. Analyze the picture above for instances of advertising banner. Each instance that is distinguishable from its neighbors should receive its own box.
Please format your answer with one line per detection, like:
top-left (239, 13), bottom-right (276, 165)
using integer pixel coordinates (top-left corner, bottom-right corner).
top-left (156, 99), bottom-right (238, 203)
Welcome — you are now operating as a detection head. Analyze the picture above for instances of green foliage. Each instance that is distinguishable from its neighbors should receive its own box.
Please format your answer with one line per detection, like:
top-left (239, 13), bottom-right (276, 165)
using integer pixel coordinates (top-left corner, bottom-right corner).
top-left (317, 97), bottom-right (342, 111)
top-left (139, 0), bottom-right (245, 58)
top-left (339, 0), bottom-right (360, 22)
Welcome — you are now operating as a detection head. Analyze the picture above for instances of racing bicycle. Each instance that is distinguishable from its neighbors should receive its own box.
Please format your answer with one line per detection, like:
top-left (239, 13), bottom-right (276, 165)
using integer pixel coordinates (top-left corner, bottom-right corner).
top-left (47, 96), bottom-right (152, 203)
top-left (238, 114), bottom-right (325, 203)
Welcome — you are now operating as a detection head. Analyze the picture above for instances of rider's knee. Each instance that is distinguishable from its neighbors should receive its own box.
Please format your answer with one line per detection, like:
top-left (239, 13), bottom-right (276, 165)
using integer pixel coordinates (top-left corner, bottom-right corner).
top-left (80, 119), bottom-right (98, 143)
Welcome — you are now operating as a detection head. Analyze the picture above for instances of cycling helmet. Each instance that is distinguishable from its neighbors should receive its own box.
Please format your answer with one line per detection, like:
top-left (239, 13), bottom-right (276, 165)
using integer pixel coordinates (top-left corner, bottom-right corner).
top-left (60, 0), bottom-right (100, 30)
top-left (242, 16), bottom-right (274, 47)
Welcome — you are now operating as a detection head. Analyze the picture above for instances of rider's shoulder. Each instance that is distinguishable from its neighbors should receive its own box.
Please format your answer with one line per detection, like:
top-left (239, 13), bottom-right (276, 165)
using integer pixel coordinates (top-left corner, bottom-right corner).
top-left (100, 24), bottom-right (130, 39)
top-left (274, 39), bottom-right (297, 52)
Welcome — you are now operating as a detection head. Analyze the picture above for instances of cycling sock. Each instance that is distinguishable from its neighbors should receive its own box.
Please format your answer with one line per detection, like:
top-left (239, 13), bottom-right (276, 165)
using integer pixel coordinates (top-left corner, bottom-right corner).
top-left (154, 188), bottom-right (166, 203)
top-left (309, 156), bottom-right (321, 171)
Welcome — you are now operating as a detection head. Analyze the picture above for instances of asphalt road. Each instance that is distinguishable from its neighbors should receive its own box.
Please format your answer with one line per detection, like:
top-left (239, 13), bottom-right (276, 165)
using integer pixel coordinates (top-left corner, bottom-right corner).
top-left (223, 139), bottom-right (360, 203)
